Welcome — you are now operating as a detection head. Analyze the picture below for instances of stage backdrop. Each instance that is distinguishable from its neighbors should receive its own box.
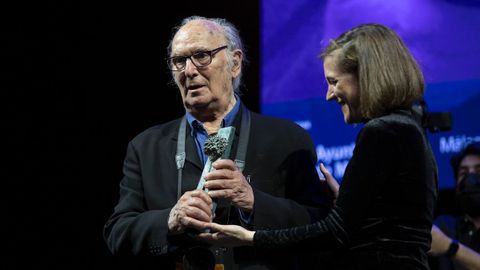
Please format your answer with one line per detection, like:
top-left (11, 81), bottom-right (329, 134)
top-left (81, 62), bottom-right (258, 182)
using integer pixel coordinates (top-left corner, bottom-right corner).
top-left (261, 0), bottom-right (480, 189)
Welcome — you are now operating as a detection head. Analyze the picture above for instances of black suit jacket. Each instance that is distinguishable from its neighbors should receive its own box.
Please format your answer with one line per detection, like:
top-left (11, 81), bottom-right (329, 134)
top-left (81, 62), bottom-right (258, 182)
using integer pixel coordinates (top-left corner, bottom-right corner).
top-left (253, 109), bottom-right (438, 270)
top-left (104, 105), bottom-right (332, 269)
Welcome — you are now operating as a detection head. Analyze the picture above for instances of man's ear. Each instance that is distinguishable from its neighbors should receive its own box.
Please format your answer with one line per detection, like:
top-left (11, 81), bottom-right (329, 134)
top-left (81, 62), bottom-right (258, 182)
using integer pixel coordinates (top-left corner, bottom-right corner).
top-left (231, 49), bottom-right (243, 76)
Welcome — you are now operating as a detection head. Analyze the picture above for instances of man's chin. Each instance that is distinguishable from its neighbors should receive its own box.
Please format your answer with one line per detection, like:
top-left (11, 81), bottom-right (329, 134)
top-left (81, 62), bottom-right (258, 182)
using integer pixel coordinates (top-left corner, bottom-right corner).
top-left (186, 94), bottom-right (207, 104)
top-left (185, 99), bottom-right (211, 112)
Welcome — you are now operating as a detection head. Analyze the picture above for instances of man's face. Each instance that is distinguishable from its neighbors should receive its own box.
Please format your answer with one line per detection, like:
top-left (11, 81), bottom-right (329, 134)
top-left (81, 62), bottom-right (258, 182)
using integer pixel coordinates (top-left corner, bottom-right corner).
top-left (457, 154), bottom-right (480, 186)
top-left (170, 20), bottom-right (241, 115)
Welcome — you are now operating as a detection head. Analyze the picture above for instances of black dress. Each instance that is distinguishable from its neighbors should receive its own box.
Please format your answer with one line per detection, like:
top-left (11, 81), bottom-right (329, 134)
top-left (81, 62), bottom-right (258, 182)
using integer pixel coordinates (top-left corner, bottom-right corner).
top-left (254, 109), bottom-right (438, 270)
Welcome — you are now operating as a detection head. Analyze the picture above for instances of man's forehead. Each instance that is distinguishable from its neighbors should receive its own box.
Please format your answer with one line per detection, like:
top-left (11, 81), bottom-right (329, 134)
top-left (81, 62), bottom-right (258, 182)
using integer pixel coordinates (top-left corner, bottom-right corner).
top-left (460, 154), bottom-right (480, 167)
top-left (198, 19), bottom-right (222, 32)
top-left (172, 20), bottom-right (224, 50)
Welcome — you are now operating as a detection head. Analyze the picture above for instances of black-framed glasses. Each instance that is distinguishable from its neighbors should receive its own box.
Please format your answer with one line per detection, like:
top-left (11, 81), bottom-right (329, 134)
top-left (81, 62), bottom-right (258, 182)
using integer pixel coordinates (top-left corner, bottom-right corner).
top-left (167, 45), bottom-right (228, 71)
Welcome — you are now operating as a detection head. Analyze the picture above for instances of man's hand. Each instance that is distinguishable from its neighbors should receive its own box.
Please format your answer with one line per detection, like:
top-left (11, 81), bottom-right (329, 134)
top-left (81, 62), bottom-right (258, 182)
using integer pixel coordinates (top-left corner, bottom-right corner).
top-left (168, 190), bottom-right (213, 234)
top-left (204, 159), bottom-right (254, 212)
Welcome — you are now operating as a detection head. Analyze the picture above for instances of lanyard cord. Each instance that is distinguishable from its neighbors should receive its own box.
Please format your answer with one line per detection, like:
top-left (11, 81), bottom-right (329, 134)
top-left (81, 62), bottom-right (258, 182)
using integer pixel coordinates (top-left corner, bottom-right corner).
top-left (175, 106), bottom-right (251, 201)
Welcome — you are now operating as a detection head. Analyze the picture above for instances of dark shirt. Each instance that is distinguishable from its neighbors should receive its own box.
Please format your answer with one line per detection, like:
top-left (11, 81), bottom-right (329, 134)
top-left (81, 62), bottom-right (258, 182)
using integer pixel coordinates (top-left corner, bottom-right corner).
top-left (254, 109), bottom-right (438, 270)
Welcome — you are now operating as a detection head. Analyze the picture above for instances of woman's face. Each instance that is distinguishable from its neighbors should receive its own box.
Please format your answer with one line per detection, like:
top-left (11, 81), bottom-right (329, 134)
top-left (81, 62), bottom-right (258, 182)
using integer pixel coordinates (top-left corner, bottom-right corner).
top-left (324, 53), bottom-right (362, 124)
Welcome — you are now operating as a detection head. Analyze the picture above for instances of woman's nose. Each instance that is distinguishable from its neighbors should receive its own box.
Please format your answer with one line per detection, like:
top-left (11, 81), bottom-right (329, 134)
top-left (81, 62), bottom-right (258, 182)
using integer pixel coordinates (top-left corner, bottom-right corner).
top-left (326, 86), bottom-right (336, 101)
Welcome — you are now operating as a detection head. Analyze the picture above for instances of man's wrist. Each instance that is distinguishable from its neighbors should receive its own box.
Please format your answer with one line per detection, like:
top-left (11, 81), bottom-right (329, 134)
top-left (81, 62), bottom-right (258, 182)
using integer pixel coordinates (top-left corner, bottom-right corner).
top-left (445, 239), bottom-right (460, 258)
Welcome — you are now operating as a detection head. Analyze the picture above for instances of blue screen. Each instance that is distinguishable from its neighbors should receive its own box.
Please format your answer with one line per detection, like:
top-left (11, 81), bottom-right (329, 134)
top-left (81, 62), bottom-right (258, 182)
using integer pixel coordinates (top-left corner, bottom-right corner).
top-left (261, 0), bottom-right (480, 188)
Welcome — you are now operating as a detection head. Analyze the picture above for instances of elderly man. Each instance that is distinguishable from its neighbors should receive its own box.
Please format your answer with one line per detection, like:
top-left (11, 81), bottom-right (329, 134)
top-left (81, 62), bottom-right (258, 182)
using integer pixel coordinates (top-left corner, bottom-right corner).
top-left (103, 16), bottom-right (332, 269)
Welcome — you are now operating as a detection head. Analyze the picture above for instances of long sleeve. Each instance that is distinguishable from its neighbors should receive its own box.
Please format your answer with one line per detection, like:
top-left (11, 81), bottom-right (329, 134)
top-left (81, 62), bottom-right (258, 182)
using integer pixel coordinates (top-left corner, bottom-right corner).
top-left (103, 140), bottom-right (175, 255)
top-left (254, 206), bottom-right (348, 250)
top-left (247, 118), bottom-right (333, 230)
top-left (251, 120), bottom-right (398, 251)
top-left (252, 112), bottom-right (436, 259)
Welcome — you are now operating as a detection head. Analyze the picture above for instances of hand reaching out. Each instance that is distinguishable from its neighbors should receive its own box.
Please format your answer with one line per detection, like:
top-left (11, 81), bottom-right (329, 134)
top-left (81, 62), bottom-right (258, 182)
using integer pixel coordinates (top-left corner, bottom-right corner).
top-left (197, 223), bottom-right (255, 247)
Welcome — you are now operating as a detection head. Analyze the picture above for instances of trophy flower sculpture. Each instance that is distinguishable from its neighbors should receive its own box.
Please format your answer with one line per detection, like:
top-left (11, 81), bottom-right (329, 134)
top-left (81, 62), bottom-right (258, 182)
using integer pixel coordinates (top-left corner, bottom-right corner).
top-left (196, 126), bottom-right (236, 213)
top-left (204, 134), bottom-right (228, 161)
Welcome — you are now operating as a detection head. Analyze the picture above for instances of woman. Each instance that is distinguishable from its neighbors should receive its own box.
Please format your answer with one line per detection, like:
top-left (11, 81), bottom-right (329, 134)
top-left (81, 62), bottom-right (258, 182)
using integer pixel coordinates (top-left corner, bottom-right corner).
top-left (200, 23), bottom-right (438, 269)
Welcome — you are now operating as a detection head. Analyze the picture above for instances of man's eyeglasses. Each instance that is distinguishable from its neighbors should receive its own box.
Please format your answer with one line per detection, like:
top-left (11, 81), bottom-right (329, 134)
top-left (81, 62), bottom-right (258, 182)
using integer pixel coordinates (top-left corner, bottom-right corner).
top-left (167, 45), bottom-right (228, 71)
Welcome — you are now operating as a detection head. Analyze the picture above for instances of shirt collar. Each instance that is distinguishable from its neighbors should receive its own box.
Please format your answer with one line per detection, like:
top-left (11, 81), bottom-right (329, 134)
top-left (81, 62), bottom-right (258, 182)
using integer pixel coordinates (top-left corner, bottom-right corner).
top-left (185, 94), bottom-right (241, 133)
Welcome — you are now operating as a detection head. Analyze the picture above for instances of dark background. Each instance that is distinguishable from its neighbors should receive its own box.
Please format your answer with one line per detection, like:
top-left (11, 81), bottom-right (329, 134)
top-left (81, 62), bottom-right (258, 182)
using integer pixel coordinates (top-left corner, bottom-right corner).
top-left (5, 1), bottom-right (457, 269)
top-left (5, 1), bottom-right (259, 269)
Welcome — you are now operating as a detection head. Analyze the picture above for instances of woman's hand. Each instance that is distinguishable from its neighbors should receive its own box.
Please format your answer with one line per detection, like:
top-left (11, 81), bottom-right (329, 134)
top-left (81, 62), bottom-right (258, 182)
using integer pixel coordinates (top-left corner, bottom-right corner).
top-left (196, 223), bottom-right (255, 247)
top-left (320, 163), bottom-right (339, 202)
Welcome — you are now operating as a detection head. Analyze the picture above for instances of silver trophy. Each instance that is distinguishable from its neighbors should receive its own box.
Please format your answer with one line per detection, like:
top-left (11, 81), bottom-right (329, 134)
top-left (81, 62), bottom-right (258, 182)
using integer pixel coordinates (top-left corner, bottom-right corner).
top-left (197, 126), bottom-right (235, 214)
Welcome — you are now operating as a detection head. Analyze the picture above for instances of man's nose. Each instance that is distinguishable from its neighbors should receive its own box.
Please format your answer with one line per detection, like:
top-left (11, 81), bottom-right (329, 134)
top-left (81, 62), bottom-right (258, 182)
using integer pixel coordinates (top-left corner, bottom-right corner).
top-left (184, 58), bottom-right (198, 77)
